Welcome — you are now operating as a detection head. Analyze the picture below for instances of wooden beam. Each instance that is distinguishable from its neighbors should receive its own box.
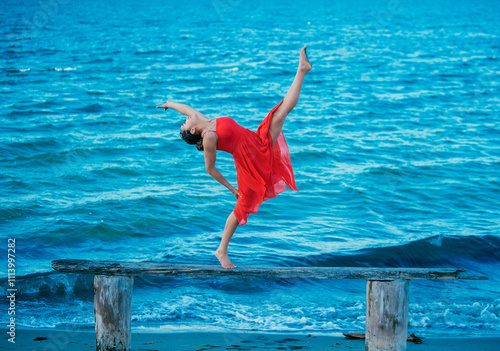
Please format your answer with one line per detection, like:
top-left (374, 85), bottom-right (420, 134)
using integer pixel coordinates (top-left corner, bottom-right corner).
top-left (51, 259), bottom-right (487, 280)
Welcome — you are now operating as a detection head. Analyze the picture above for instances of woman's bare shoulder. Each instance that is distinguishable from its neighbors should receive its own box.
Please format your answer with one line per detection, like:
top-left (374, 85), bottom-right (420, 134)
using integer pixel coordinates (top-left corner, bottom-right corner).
top-left (203, 131), bottom-right (218, 149)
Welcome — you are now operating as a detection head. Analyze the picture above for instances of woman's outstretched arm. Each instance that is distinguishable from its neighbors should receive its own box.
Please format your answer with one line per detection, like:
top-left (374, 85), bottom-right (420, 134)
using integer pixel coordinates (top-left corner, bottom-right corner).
top-left (156, 100), bottom-right (206, 118)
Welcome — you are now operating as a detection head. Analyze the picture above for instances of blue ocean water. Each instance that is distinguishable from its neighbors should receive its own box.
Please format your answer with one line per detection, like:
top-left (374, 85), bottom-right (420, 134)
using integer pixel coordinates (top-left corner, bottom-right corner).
top-left (1, 0), bottom-right (499, 338)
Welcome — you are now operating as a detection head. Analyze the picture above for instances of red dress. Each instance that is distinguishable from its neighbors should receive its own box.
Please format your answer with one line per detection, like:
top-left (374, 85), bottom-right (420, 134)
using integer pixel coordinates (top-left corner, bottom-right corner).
top-left (203, 99), bottom-right (299, 226)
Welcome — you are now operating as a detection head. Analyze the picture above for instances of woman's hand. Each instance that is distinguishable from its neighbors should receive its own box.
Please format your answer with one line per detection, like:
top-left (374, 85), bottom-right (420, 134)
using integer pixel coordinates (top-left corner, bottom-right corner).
top-left (156, 101), bottom-right (169, 110)
top-left (230, 186), bottom-right (241, 200)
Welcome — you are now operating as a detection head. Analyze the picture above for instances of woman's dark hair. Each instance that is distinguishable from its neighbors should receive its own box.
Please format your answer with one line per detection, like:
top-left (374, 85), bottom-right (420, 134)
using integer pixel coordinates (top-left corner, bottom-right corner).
top-left (180, 129), bottom-right (204, 151)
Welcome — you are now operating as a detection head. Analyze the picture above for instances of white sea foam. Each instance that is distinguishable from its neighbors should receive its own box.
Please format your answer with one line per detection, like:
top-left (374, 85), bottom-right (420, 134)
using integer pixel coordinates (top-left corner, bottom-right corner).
top-left (54, 67), bottom-right (76, 71)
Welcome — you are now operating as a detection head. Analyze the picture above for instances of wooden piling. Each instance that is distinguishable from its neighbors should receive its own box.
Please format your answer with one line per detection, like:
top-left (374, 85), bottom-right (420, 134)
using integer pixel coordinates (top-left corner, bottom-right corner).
top-left (94, 275), bottom-right (134, 351)
top-left (366, 279), bottom-right (410, 351)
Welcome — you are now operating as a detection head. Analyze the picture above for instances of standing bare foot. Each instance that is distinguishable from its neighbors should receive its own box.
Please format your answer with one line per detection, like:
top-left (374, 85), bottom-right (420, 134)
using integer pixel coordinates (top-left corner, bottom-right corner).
top-left (299, 45), bottom-right (313, 72)
top-left (215, 249), bottom-right (236, 269)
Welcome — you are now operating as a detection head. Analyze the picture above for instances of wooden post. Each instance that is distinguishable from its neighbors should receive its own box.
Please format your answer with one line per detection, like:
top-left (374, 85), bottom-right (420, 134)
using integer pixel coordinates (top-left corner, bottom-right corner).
top-left (93, 275), bottom-right (134, 351)
top-left (366, 279), bottom-right (410, 351)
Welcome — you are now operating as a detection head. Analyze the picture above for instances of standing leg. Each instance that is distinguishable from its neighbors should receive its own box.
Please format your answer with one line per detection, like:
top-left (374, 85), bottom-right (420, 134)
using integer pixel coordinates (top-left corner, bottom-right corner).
top-left (215, 211), bottom-right (239, 269)
top-left (269, 45), bottom-right (312, 147)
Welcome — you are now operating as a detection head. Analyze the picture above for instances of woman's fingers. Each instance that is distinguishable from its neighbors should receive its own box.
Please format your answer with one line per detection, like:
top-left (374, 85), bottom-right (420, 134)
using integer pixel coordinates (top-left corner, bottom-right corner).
top-left (232, 189), bottom-right (240, 199)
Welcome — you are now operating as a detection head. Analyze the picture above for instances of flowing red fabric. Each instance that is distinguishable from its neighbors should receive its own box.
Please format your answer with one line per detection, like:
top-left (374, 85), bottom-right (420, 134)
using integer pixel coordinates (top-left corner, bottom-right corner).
top-left (214, 99), bottom-right (299, 225)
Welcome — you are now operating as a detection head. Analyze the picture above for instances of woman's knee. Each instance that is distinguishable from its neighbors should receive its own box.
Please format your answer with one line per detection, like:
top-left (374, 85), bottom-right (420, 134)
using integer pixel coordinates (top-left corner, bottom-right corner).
top-left (273, 104), bottom-right (289, 123)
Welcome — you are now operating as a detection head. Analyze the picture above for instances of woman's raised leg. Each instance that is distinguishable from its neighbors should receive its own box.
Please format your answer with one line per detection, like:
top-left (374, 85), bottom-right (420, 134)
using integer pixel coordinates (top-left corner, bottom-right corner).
top-left (215, 211), bottom-right (239, 269)
top-left (269, 45), bottom-right (312, 147)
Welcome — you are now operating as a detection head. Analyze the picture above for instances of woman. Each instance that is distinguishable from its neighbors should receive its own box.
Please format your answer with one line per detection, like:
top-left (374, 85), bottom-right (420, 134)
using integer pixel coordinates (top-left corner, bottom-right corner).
top-left (157, 46), bottom-right (312, 269)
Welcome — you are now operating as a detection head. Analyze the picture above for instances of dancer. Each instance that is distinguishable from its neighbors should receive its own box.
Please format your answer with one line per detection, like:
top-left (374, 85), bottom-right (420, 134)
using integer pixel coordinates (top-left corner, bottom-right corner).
top-left (157, 46), bottom-right (312, 269)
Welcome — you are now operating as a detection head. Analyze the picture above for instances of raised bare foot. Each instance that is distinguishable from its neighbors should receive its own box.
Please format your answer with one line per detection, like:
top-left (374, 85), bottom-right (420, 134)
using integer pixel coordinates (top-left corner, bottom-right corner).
top-left (299, 45), bottom-right (312, 72)
top-left (215, 249), bottom-right (236, 269)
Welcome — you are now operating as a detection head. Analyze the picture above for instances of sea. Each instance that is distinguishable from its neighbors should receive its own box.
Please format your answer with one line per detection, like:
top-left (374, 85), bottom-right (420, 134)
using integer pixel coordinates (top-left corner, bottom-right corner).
top-left (1, 0), bottom-right (499, 339)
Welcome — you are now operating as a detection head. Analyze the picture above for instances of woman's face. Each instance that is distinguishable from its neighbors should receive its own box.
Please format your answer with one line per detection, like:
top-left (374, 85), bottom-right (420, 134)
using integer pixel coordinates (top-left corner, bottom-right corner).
top-left (180, 115), bottom-right (196, 134)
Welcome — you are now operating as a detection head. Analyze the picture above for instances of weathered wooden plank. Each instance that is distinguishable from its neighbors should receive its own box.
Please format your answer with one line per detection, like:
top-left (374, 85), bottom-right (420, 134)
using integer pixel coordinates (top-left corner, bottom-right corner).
top-left (51, 259), bottom-right (487, 280)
